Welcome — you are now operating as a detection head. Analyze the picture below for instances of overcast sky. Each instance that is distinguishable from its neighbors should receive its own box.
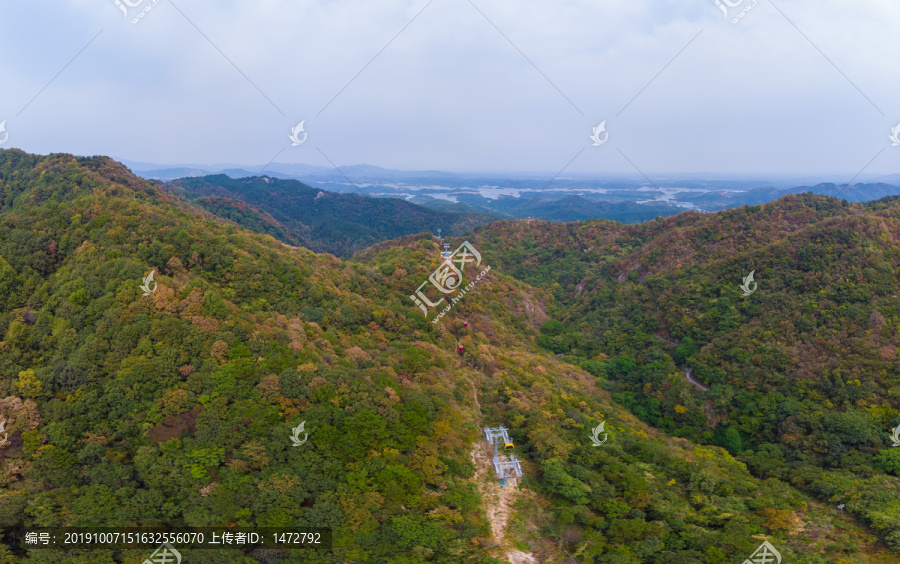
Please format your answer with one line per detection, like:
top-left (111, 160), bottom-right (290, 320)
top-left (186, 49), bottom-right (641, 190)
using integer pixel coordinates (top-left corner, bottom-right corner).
top-left (0, 0), bottom-right (898, 178)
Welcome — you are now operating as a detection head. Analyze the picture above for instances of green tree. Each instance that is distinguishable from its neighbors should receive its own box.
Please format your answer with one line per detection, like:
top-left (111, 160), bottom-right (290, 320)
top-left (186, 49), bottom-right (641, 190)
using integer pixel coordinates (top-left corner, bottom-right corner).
top-left (875, 449), bottom-right (900, 476)
top-left (541, 458), bottom-right (592, 505)
top-left (390, 515), bottom-right (452, 549)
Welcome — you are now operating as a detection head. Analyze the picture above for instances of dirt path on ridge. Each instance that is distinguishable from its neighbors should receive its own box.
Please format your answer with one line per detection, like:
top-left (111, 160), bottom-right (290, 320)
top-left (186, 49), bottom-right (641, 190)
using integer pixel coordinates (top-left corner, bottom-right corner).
top-left (465, 376), bottom-right (537, 564)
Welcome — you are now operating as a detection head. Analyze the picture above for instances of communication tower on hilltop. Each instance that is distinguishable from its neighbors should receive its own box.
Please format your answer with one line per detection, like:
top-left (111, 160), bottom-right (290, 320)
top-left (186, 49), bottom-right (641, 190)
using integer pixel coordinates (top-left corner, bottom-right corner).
top-left (483, 426), bottom-right (523, 486)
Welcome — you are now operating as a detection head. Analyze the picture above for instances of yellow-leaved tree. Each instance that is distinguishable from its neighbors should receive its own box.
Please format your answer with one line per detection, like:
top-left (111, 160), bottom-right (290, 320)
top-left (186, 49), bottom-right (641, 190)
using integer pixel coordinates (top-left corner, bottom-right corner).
top-left (15, 369), bottom-right (42, 399)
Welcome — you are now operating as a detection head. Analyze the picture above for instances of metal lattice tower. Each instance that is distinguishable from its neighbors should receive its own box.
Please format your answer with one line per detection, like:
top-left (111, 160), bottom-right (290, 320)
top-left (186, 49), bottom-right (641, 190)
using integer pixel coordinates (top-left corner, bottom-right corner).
top-left (483, 426), bottom-right (512, 457)
top-left (483, 426), bottom-right (522, 483)
top-left (492, 454), bottom-right (523, 481)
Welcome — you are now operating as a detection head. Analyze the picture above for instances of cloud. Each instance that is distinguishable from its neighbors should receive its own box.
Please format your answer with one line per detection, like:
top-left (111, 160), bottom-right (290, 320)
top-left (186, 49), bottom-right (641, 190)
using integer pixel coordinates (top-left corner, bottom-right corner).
top-left (0, 0), bottom-right (897, 176)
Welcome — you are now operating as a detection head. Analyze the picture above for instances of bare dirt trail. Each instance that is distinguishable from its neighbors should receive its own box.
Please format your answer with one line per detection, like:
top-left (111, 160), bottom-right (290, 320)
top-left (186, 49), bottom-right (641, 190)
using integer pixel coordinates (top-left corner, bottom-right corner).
top-left (685, 367), bottom-right (708, 391)
top-left (683, 368), bottom-right (718, 424)
top-left (468, 376), bottom-right (482, 421)
top-left (466, 376), bottom-right (538, 564)
top-left (654, 334), bottom-right (679, 346)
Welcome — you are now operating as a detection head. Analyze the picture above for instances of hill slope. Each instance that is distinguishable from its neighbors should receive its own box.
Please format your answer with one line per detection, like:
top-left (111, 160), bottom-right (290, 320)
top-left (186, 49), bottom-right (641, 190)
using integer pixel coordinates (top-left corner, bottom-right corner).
top-left (469, 193), bottom-right (900, 556)
top-left (0, 149), bottom-right (895, 563)
top-left (691, 182), bottom-right (900, 211)
top-left (164, 174), bottom-right (496, 257)
top-left (418, 193), bottom-right (685, 223)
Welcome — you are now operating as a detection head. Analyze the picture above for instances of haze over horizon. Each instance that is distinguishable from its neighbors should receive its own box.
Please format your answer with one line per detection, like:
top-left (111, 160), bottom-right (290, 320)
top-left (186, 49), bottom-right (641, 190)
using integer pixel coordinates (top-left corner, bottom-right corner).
top-left (111, 157), bottom-right (900, 185)
top-left (0, 0), bottom-right (897, 182)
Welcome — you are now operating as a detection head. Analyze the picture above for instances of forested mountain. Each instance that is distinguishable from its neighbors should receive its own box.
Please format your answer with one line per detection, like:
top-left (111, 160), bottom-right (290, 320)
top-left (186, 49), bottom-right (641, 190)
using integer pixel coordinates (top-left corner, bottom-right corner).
top-left (163, 174), bottom-right (496, 257)
top-left (189, 196), bottom-right (312, 248)
top-left (471, 194), bottom-right (900, 557)
top-left (419, 193), bottom-right (683, 224)
top-left (690, 182), bottom-right (900, 211)
top-left (0, 149), bottom-right (898, 563)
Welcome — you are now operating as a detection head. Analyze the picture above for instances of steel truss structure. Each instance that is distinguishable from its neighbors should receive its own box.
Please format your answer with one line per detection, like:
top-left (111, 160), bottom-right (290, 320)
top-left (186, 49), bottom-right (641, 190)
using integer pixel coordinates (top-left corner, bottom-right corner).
top-left (483, 426), bottom-right (523, 484)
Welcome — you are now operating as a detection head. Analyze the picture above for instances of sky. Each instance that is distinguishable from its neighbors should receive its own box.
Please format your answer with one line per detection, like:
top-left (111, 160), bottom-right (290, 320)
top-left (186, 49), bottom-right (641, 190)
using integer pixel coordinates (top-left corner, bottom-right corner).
top-left (0, 0), bottom-right (898, 179)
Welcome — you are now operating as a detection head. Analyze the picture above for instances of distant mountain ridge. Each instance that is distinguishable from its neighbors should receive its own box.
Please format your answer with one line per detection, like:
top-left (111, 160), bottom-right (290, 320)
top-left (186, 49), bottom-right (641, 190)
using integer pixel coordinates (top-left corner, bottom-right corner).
top-left (431, 192), bottom-right (687, 223)
top-left (693, 182), bottom-right (900, 211)
top-left (128, 159), bottom-right (900, 226)
top-left (121, 159), bottom-right (462, 182)
top-left (163, 174), bottom-right (496, 256)
top-left (122, 158), bottom-right (900, 186)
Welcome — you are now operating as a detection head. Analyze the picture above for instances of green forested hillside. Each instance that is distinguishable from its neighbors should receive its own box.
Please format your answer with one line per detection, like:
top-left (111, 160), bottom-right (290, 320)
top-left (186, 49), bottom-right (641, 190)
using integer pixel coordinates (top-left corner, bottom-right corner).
top-left (472, 194), bottom-right (900, 557)
top-left (164, 174), bottom-right (496, 257)
top-left (421, 193), bottom-right (683, 223)
top-left (191, 196), bottom-right (310, 248)
top-left (0, 149), bottom-right (896, 563)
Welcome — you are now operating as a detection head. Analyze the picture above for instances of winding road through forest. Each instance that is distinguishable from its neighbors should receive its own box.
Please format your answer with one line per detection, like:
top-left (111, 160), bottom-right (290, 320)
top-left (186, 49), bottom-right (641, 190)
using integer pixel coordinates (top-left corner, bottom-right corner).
top-left (652, 336), bottom-right (709, 392)
top-left (684, 367), bottom-right (708, 391)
